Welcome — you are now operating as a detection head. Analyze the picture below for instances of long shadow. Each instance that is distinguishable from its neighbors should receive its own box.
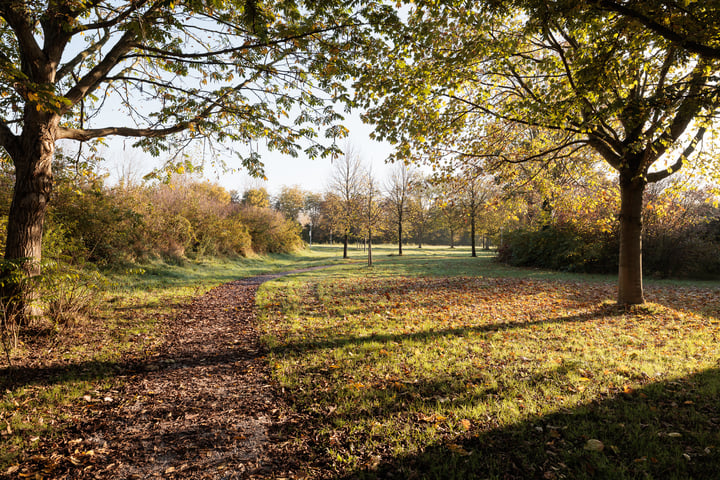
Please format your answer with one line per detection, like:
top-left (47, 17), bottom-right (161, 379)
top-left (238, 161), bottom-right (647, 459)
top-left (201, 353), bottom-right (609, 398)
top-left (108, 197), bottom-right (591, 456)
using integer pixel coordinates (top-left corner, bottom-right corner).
top-left (0, 342), bottom-right (267, 392)
top-left (309, 368), bottom-right (720, 479)
top-left (269, 273), bottom-right (720, 359)
top-left (287, 361), bottom-right (601, 431)
top-left (269, 302), bottom-right (625, 356)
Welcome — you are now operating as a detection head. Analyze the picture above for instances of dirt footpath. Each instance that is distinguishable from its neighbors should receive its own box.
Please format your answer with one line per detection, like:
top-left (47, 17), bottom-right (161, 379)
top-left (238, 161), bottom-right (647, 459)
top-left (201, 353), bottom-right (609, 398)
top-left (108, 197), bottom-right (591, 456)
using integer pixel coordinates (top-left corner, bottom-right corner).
top-left (13, 271), bottom-right (324, 479)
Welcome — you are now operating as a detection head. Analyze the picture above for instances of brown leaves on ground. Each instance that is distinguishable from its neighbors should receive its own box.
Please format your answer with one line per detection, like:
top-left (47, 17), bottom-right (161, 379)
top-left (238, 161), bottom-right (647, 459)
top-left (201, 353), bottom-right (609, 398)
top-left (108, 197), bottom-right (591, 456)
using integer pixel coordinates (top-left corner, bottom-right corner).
top-left (4, 274), bottom-right (308, 479)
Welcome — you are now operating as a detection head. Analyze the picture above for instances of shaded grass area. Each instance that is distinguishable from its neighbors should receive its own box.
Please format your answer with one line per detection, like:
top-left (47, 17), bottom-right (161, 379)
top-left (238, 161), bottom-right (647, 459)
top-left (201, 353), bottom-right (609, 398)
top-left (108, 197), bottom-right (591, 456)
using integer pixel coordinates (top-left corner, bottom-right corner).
top-left (258, 250), bottom-right (720, 478)
top-left (0, 249), bottom-right (342, 472)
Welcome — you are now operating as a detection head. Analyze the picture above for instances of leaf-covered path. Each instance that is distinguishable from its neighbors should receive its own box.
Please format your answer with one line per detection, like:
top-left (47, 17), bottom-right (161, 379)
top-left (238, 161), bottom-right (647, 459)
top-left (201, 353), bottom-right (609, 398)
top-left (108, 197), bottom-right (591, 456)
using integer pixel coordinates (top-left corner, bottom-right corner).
top-left (15, 271), bottom-right (322, 479)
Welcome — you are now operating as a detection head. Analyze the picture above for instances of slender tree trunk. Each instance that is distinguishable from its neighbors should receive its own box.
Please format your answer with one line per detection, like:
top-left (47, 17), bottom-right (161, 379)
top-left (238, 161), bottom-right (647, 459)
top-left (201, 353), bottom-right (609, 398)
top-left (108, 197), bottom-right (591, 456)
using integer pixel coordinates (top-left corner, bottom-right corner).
top-left (343, 232), bottom-right (349, 259)
top-left (398, 213), bottom-right (403, 256)
top-left (449, 227), bottom-right (455, 248)
top-left (368, 229), bottom-right (373, 267)
top-left (617, 177), bottom-right (645, 305)
top-left (470, 211), bottom-right (477, 258)
top-left (3, 120), bottom-right (56, 322)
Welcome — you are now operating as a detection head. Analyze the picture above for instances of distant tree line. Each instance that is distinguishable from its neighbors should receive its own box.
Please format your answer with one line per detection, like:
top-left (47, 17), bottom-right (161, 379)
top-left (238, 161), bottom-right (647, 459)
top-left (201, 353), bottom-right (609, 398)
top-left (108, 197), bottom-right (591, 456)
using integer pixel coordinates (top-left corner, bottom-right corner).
top-left (1, 147), bottom-right (715, 281)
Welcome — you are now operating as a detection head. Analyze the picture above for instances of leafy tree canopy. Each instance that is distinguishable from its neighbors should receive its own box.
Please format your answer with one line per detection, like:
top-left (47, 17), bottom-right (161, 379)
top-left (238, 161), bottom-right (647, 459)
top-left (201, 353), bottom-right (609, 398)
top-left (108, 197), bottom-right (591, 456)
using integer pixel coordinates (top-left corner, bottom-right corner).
top-left (584, 0), bottom-right (720, 60)
top-left (0, 0), bottom-right (396, 171)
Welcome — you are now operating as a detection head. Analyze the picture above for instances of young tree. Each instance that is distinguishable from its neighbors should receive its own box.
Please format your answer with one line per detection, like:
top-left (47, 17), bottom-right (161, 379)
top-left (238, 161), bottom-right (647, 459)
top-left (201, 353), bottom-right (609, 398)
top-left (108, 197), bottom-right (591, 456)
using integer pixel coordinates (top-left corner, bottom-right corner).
top-left (361, 166), bottom-right (383, 266)
top-left (433, 190), bottom-right (465, 248)
top-left (457, 171), bottom-right (496, 257)
top-left (358, 1), bottom-right (720, 304)
top-left (385, 163), bottom-right (415, 255)
top-left (408, 176), bottom-right (434, 249)
top-left (327, 148), bottom-right (364, 258)
top-left (320, 191), bottom-right (343, 245)
top-left (303, 191), bottom-right (323, 245)
top-left (0, 0), bottom-right (393, 317)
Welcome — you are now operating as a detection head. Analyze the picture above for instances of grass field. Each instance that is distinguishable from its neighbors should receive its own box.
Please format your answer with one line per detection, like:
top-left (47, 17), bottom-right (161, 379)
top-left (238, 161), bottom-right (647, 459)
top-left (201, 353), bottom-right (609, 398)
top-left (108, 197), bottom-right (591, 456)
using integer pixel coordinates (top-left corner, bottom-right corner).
top-left (258, 245), bottom-right (720, 479)
top-left (2, 244), bottom-right (719, 478)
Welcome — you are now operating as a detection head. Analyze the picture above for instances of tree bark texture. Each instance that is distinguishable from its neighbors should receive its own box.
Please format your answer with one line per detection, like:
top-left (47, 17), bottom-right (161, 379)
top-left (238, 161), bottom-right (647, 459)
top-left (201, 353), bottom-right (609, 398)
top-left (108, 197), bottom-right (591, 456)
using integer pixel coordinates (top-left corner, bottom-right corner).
top-left (617, 177), bottom-right (645, 305)
top-left (3, 118), bottom-right (57, 321)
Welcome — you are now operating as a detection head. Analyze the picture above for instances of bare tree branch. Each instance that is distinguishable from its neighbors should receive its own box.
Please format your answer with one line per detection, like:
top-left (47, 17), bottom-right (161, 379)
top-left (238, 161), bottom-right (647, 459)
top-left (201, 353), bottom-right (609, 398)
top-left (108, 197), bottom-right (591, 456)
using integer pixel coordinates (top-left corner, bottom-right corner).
top-left (56, 28), bottom-right (112, 81)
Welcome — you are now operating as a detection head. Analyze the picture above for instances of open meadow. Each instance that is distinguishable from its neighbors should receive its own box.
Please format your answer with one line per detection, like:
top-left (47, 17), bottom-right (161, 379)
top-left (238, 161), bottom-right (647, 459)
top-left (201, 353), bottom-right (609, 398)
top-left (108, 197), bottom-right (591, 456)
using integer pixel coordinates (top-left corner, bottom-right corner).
top-left (1, 245), bottom-right (719, 479)
top-left (258, 245), bottom-right (720, 479)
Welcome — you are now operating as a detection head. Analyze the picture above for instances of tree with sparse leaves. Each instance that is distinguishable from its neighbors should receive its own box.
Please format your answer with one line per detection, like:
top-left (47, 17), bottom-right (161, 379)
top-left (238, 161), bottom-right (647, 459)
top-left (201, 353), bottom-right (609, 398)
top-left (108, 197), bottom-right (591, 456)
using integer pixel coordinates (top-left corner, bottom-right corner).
top-left (327, 148), bottom-right (364, 258)
top-left (303, 191), bottom-right (323, 245)
top-left (360, 166), bottom-right (383, 266)
top-left (408, 176), bottom-right (433, 249)
top-left (385, 163), bottom-right (416, 255)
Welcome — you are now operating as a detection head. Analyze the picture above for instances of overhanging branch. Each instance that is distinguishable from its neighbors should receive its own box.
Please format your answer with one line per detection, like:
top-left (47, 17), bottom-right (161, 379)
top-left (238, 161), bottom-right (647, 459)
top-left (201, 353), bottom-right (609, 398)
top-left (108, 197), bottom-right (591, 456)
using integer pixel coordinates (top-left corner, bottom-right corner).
top-left (133, 22), bottom-right (360, 60)
top-left (57, 122), bottom-right (192, 141)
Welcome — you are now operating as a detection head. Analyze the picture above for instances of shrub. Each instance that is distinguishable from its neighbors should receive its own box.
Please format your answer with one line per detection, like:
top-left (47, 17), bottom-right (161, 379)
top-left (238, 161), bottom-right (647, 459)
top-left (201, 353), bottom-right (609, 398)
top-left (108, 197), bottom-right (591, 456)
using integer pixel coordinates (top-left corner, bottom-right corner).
top-left (234, 206), bottom-right (303, 254)
top-left (39, 260), bottom-right (106, 326)
top-left (499, 196), bottom-right (720, 279)
top-left (643, 216), bottom-right (720, 279)
top-left (498, 224), bottom-right (618, 273)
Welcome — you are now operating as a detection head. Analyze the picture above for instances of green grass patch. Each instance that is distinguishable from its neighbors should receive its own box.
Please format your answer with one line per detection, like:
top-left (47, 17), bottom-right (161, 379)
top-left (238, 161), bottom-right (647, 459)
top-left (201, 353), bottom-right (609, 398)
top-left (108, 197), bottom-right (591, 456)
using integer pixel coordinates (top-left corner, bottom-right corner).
top-left (258, 247), bottom-right (720, 478)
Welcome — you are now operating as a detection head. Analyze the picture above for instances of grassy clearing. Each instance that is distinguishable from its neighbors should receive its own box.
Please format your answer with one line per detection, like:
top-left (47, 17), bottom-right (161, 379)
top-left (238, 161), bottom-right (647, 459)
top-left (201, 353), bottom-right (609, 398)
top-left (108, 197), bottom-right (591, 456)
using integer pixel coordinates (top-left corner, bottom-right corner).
top-left (0, 249), bottom-right (341, 472)
top-left (258, 247), bottom-right (720, 479)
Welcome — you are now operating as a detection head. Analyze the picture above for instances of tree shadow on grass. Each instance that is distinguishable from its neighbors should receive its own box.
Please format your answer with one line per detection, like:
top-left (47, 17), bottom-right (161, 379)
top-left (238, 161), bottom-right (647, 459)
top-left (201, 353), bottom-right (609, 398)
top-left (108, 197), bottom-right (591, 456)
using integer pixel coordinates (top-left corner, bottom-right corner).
top-left (269, 302), bottom-right (626, 356)
top-left (0, 348), bottom-right (252, 392)
top-left (326, 368), bottom-right (720, 479)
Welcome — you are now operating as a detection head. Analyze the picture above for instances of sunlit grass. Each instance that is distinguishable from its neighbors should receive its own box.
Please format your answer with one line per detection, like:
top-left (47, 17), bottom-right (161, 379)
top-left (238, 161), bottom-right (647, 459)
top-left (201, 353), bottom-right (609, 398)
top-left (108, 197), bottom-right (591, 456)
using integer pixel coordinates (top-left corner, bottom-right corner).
top-left (258, 250), bottom-right (720, 478)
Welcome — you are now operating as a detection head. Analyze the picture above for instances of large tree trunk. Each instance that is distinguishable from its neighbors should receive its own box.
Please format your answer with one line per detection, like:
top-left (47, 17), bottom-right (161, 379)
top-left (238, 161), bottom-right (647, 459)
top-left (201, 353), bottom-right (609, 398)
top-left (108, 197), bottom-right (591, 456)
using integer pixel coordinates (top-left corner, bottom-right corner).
top-left (3, 121), bottom-right (56, 322)
top-left (617, 177), bottom-right (645, 305)
top-left (343, 232), bottom-right (349, 259)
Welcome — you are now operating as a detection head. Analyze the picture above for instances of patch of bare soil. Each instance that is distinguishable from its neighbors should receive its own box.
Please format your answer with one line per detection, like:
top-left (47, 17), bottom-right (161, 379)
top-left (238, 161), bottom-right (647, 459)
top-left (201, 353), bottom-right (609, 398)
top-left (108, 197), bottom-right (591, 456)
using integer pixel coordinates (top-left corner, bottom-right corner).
top-left (8, 271), bottom-right (325, 479)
